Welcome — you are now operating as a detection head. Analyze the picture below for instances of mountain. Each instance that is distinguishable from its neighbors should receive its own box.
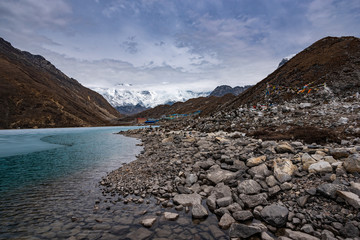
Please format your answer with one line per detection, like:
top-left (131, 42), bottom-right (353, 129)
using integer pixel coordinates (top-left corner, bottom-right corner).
top-left (225, 36), bottom-right (360, 109)
top-left (209, 85), bottom-right (252, 97)
top-left (0, 37), bottom-right (122, 129)
top-left (93, 86), bottom-right (211, 115)
top-left (277, 54), bottom-right (296, 68)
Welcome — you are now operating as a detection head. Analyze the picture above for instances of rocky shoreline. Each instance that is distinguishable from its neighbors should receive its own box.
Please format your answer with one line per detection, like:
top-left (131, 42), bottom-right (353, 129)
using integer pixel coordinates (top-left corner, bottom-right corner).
top-left (101, 122), bottom-right (360, 239)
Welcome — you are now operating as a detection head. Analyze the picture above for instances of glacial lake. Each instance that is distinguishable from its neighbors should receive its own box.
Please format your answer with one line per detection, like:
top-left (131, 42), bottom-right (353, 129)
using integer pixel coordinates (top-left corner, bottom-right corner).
top-left (0, 126), bottom-right (226, 239)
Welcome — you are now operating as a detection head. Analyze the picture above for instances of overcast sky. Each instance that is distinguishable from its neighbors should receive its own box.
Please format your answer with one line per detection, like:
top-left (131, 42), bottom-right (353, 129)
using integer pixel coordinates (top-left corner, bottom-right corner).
top-left (1, 0), bottom-right (359, 91)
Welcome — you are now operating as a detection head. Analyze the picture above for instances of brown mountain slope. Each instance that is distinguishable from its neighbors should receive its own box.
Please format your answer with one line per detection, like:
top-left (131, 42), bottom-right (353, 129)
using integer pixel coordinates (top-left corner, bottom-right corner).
top-left (0, 37), bottom-right (122, 129)
top-left (225, 36), bottom-right (360, 109)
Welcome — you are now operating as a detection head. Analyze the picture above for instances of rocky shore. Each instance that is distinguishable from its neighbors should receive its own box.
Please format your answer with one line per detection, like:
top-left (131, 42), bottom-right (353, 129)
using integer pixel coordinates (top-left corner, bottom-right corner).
top-left (101, 119), bottom-right (360, 239)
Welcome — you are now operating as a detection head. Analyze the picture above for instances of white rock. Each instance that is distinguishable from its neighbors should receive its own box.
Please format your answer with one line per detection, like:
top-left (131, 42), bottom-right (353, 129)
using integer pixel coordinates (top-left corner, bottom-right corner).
top-left (164, 212), bottom-right (179, 221)
top-left (308, 161), bottom-right (333, 173)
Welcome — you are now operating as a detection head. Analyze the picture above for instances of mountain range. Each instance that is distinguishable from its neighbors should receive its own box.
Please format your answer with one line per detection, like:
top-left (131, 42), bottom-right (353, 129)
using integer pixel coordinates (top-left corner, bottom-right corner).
top-left (0, 37), bottom-right (121, 129)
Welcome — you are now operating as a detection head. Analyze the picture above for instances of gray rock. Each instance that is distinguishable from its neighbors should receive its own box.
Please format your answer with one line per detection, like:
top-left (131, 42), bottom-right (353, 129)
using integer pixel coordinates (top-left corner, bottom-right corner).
top-left (268, 185), bottom-right (281, 196)
top-left (340, 222), bottom-right (359, 238)
top-left (350, 181), bottom-right (360, 196)
top-left (206, 167), bottom-right (237, 184)
top-left (208, 224), bottom-right (226, 238)
top-left (297, 195), bottom-right (309, 207)
top-left (237, 179), bottom-right (262, 195)
top-left (210, 182), bottom-right (232, 199)
top-left (330, 148), bottom-right (350, 159)
top-left (344, 154), bottom-right (360, 173)
top-left (191, 204), bottom-right (208, 219)
top-left (266, 175), bottom-right (279, 187)
top-left (284, 229), bottom-right (319, 240)
top-left (218, 213), bottom-right (235, 229)
top-left (173, 193), bottom-right (202, 206)
top-left (308, 161), bottom-right (333, 173)
top-left (185, 173), bottom-right (198, 186)
top-left (300, 224), bottom-right (314, 234)
top-left (337, 190), bottom-right (360, 209)
top-left (141, 217), bottom-right (156, 228)
top-left (163, 212), bottom-right (179, 221)
top-left (261, 204), bottom-right (289, 227)
top-left (248, 163), bottom-right (271, 178)
top-left (274, 158), bottom-right (296, 183)
top-left (240, 193), bottom-right (268, 208)
top-left (126, 228), bottom-right (153, 240)
top-left (316, 183), bottom-right (346, 199)
top-left (216, 196), bottom-right (233, 208)
top-left (229, 223), bottom-right (262, 238)
top-left (232, 210), bottom-right (253, 221)
top-left (206, 195), bottom-right (217, 210)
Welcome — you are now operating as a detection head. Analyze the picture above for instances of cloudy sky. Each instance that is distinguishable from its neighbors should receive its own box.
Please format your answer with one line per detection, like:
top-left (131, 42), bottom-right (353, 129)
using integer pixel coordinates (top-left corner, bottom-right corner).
top-left (0, 0), bottom-right (359, 91)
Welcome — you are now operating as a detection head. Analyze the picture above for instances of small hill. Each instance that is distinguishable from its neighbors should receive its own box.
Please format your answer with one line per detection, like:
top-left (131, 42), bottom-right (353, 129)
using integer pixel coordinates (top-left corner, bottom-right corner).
top-left (0, 37), bottom-right (122, 129)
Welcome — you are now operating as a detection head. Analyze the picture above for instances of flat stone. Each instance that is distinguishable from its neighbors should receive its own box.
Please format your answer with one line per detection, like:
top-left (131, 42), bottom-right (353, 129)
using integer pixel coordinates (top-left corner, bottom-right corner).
top-left (229, 223), bottom-right (262, 238)
top-left (240, 193), bottom-right (268, 208)
top-left (232, 210), bottom-right (253, 221)
top-left (274, 158), bottom-right (297, 183)
top-left (216, 196), bottom-right (233, 208)
top-left (336, 191), bottom-right (360, 209)
top-left (141, 217), bottom-right (157, 228)
top-left (247, 155), bottom-right (266, 167)
top-left (173, 193), bottom-right (202, 206)
top-left (261, 204), bottom-right (289, 227)
top-left (237, 179), bottom-right (262, 195)
top-left (163, 212), bottom-right (179, 221)
top-left (126, 228), bottom-right (153, 240)
top-left (308, 161), bottom-right (333, 173)
top-left (206, 167), bottom-right (237, 184)
top-left (284, 229), bottom-right (319, 240)
top-left (191, 204), bottom-right (208, 219)
top-left (218, 213), bottom-right (235, 230)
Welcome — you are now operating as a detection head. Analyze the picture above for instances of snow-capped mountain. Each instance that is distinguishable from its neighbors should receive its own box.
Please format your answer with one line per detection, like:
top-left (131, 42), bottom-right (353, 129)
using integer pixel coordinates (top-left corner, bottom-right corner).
top-left (92, 85), bottom-right (211, 115)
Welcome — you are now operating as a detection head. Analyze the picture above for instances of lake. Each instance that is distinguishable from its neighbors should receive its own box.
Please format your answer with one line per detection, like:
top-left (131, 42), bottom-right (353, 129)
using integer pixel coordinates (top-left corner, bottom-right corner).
top-left (0, 126), bottom-right (225, 239)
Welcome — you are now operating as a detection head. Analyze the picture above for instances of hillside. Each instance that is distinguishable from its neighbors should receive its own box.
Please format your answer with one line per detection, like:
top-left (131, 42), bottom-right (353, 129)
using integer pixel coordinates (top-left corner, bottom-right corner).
top-left (226, 36), bottom-right (360, 109)
top-left (0, 38), bottom-right (122, 129)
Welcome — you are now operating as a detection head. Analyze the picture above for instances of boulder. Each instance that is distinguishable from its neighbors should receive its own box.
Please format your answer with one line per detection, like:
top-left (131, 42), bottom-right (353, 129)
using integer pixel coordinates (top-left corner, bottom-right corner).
top-left (206, 167), bottom-right (237, 184)
top-left (308, 161), bottom-right (333, 173)
top-left (336, 191), bottom-right (360, 209)
top-left (229, 223), bottom-right (262, 238)
top-left (247, 155), bottom-right (266, 167)
top-left (275, 142), bottom-right (295, 154)
top-left (274, 158), bottom-right (296, 183)
top-left (218, 213), bottom-right (235, 229)
top-left (237, 179), bottom-right (262, 195)
top-left (240, 193), bottom-right (268, 208)
top-left (260, 204), bottom-right (289, 227)
top-left (173, 193), bottom-right (202, 206)
top-left (344, 154), bottom-right (360, 173)
top-left (192, 204), bottom-right (208, 219)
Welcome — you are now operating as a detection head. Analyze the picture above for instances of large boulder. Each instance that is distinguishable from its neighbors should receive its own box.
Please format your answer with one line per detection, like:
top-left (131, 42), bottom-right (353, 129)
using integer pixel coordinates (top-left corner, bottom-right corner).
top-left (260, 204), bottom-right (289, 227)
top-left (229, 223), bottom-right (262, 238)
top-left (173, 193), bottom-right (202, 206)
top-left (237, 179), bottom-right (262, 195)
top-left (344, 154), bottom-right (360, 173)
top-left (273, 158), bottom-right (297, 183)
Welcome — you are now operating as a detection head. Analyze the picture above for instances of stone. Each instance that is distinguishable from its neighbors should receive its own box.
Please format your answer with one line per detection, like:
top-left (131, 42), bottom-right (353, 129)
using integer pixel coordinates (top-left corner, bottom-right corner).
top-left (261, 231), bottom-right (275, 240)
top-left (336, 191), bottom-right (360, 209)
top-left (229, 223), bottom-right (262, 238)
top-left (210, 182), bottom-right (232, 199)
top-left (308, 161), bottom-right (333, 173)
top-left (126, 228), bottom-right (153, 240)
top-left (216, 196), bottom-right (233, 208)
top-left (330, 148), bottom-right (350, 159)
top-left (163, 212), bottom-right (179, 221)
top-left (340, 222), bottom-right (359, 238)
top-left (344, 154), bottom-right (360, 173)
top-left (275, 142), bottom-right (295, 154)
top-left (284, 229), bottom-right (319, 240)
top-left (316, 183), bottom-right (346, 199)
top-left (218, 213), bottom-right (235, 230)
top-left (297, 195), bottom-right (309, 207)
top-left (191, 204), bottom-right (208, 219)
top-left (173, 193), bottom-right (202, 206)
top-left (301, 153), bottom-right (317, 171)
top-left (268, 185), bottom-right (281, 196)
top-left (261, 204), bottom-right (289, 227)
top-left (206, 167), bottom-right (237, 184)
top-left (209, 224), bottom-right (226, 238)
top-left (206, 195), bottom-right (217, 210)
top-left (240, 193), bottom-right (268, 208)
top-left (232, 210), bottom-right (253, 221)
top-left (300, 224), bottom-right (314, 234)
top-left (237, 179), bottom-right (262, 195)
top-left (274, 158), bottom-right (297, 183)
top-left (266, 175), bottom-right (279, 187)
top-left (247, 155), bottom-right (266, 167)
top-left (350, 181), bottom-right (360, 196)
top-left (185, 173), bottom-right (198, 186)
top-left (248, 163), bottom-right (271, 178)
top-left (141, 217), bottom-right (156, 228)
